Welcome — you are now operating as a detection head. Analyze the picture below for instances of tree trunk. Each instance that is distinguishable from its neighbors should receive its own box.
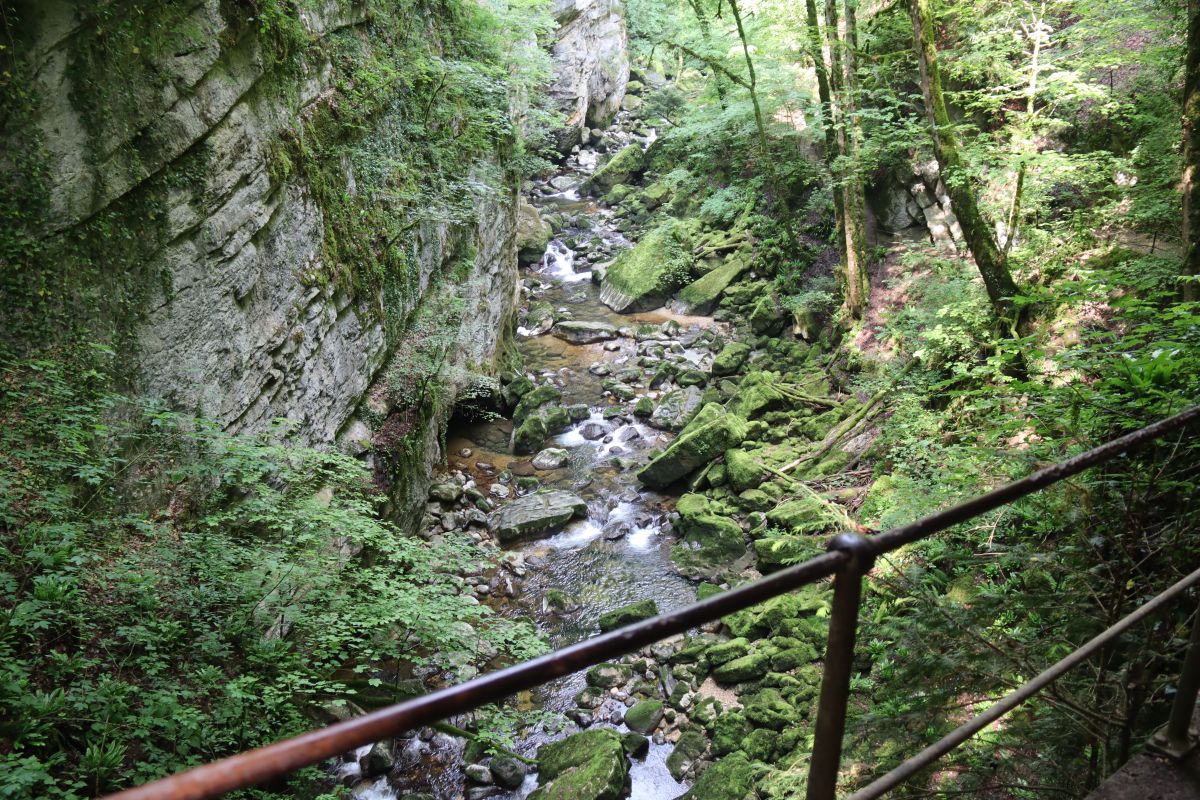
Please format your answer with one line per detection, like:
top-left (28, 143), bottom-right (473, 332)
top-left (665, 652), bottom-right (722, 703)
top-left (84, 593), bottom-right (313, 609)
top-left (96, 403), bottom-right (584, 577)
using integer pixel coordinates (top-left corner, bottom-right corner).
top-left (908, 0), bottom-right (1021, 323)
top-left (839, 0), bottom-right (869, 319)
top-left (1184, 0), bottom-right (1200, 301)
top-left (821, 0), bottom-right (869, 319)
top-left (805, 0), bottom-right (846, 264)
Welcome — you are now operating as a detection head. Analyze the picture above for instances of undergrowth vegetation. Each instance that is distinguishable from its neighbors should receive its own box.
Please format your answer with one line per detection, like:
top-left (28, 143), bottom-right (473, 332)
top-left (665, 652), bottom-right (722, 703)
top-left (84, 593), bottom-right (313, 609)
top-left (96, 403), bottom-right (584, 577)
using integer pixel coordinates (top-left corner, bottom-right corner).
top-left (0, 346), bottom-right (543, 798)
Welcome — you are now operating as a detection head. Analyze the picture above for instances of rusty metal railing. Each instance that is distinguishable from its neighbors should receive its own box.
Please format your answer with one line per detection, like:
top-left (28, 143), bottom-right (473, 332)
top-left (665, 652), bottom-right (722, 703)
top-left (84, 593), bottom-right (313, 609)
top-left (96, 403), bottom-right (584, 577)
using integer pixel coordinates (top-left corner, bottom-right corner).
top-left (106, 405), bottom-right (1200, 800)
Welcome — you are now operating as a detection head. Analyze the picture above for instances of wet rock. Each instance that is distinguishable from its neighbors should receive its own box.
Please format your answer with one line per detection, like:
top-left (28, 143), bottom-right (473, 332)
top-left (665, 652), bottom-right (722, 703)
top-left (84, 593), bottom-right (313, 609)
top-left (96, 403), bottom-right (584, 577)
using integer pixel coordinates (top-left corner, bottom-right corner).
top-left (530, 728), bottom-right (628, 800)
top-left (598, 599), bottom-right (658, 632)
top-left (467, 787), bottom-right (502, 800)
top-left (647, 386), bottom-right (703, 432)
top-left (619, 426), bottom-right (642, 442)
top-left (489, 484), bottom-right (512, 499)
top-left (553, 320), bottom-right (620, 344)
top-left (589, 362), bottom-right (613, 376)
top-left (490, 755), bottom-right (528, 789)
top-left (532, 447), bottom-right (571, 470)
top-left (603, 521), bottom-right (631, 540)
top-left (623, 698), bottom-right (664, 734)
top-left (665, 729), bottom-right (708, 782)
top-left (587, 662), bottom-right (631, 688)
top-left (490, 491), bottom-right (587, 543)
top-left (466, 763), bottom-right (494, 784)
top-left (621, 732), bottom-right (650, 759)
top-left (601, 380), bottom-right (637, 400)
top-left (359, 742), bottom-right (393, 778)
top-left (579, 422), bottom-right (608, 440)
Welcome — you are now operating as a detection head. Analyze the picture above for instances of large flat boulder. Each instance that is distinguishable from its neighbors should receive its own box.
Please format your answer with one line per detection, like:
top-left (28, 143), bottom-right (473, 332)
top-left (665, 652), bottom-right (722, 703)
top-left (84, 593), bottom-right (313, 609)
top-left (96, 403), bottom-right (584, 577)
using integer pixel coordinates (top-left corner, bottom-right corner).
top-left (491, 491), bottom-right (588, 543)
top-left (637, 404), bottom-right (748, 488)
top-left (599, 221), bottom-right (693, 313)
top-left (552, 320), bottom-right (620, 344)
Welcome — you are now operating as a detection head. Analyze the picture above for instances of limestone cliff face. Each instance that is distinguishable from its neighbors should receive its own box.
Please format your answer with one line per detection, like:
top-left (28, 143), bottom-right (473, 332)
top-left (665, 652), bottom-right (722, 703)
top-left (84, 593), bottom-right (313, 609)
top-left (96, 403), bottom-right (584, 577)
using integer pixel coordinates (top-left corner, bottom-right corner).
top-left (549, 0), bottom-right (630, 149)
top-left (10, 0), bottom-right (520, 462)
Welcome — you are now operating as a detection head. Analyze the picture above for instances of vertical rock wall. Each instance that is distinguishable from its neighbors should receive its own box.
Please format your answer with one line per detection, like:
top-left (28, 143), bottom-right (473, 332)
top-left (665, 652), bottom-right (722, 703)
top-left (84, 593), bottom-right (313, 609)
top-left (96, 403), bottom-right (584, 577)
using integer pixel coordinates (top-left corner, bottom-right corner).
top-left (548, 0), bottom-right (630, 150)
top-left (6, 0), bottom-right (520, 456)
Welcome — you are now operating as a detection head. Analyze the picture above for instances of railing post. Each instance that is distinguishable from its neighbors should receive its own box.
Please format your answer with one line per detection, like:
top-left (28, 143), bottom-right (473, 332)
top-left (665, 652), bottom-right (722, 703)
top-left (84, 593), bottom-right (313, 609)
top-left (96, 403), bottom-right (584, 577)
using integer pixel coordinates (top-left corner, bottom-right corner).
top-left (1150, 604), bottom-right (1200, 758)
top-left (807, 532), bottom-right (875, 800)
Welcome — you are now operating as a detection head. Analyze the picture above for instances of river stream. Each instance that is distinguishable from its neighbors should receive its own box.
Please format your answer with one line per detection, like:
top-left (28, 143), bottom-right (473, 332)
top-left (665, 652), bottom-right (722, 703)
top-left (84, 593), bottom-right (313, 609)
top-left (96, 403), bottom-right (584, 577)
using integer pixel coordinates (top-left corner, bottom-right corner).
top-left (350, 120), bottom-right (719, 800)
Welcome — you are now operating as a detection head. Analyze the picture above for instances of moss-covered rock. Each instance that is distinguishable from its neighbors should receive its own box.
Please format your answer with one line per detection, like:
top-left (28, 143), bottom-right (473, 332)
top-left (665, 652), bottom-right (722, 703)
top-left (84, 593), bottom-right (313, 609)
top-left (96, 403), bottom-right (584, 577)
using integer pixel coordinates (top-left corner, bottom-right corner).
top-left (752, 535), bottom-right (821, 572)
top-left (749, 294), bottom-right (786, 335)
top-left (514, 385), bottom-right (564, 424)
top-left (742, 688), bottom-right (795, 731)
top-left (600, 220), bottom-right (694, 313)
top-left (621, 731), bottom-right (650, 759)
top-left (633, 396), bottom-right (654, 417)
top-left (712, 652), bottom-right (770, 684)
top-left (647, 386), bottom-right (704, 432)
top-left (723, 588), bottom-right (828, 639)
top-left (590, 144), bottom-right (645, 190)
top-left (704, 637), bottom-right (750, 667)
top-left (711, 342), bottom-right (752, 377)
top-left (740, 726), bottom-right (779, 763)
top-left (623, 698), bottom-right (664, 734)
top-left (666, 729), bottom-right (709, 781)
top-left (637, 404), bottom-right (748, 488)
top-left (675, 257), bottom-right (750, 315)
top-left (587, 662), bottom-right (631, 688)
top-left (532, 728), bottom-right (629, 800)
top-left (765, 497), bottom-right (835, 535)
top-left (770, 643), bottom-right (819, 672)
top-left (598, 599), bottom-right (659, 632)
top-left (710, 713), bottom-right (751, 757)
top-left (671, 493), bottom-right (747, 578)
top-left (725, 449), bottom-right (768, 492)
top-left (678, 752), bottom-right (757, 800)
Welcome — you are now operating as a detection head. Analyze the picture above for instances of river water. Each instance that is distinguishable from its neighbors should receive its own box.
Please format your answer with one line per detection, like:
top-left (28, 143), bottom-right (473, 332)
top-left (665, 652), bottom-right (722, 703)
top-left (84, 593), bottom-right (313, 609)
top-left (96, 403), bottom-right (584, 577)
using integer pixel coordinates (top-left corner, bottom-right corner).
top-left (350, 125), bottom-right (721, 800)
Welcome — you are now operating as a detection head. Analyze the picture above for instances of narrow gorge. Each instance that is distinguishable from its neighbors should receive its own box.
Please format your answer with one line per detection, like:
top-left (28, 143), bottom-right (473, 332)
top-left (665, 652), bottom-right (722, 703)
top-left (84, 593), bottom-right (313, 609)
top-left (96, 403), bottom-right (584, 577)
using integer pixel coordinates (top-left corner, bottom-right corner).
top-left (3, 1), bottom-right (1198, 800)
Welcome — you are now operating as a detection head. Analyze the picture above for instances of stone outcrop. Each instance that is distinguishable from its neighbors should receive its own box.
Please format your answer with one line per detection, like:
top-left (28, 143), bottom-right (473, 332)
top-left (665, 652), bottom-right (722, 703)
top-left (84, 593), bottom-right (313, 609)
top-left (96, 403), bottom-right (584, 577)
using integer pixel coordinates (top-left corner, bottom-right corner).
top-left (869, 158), bottom-right (965, 253)
top-left (491, 491), bottom-right (588, 543)
top-left (548, 0), bottom-right (630, 150)
top-left (8, 1), bottom-right (522, 523)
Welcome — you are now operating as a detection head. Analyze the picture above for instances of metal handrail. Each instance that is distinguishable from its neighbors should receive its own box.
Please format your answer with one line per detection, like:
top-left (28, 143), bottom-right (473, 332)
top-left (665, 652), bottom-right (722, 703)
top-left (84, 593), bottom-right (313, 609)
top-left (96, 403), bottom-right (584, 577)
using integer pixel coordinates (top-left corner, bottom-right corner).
top-left (104, 405), bottom-right (1200, 800)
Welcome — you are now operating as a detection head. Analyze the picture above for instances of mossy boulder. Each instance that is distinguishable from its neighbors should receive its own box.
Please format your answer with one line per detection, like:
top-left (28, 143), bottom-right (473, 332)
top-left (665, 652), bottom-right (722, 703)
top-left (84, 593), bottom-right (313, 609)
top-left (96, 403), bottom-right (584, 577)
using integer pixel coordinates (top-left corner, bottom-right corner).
top-left (678, 752), bottom-right (757, 800)
top-left (587, 662), bottom-right (631, 688)
top-left (675, 257), bottom-right (750, 315)
top-left (710, 713), bottom-right (752, 757)
top-left (723, 588), bottom-right (828, 639)
top-left (725, 449), bottom-right (768, 492)
top-left (704, 637), bottom-right (750, 667)
top-left (740, 726), bottom-right (780, 763)
top-left (710, 342), bottom-right (751, 377)
top-left (742, 688), bottom-right (795, 731)
top-left (641, 180), bottom-right (672, 210)
top-left (765, 497), bottom-right (835, 535)
top-left (621, 732), bottom-right (650, 759)
top-left (623, 698), bottom-right (664, 734)
top-left (752, 536), bottom-right (821, 573)
top-left (514, 385), bottom-right (564, 424)
top-left (671, 494), bottom-right (747, 578)
top-left (590, 144), bottom-right (645, 190)
top-left (712, 652), bottom-right (770, 684)
top-left (599, 221), bottom-right (694, 313)
top-left (637, 404), bottom-right (748, 488)
top-left (531, 728), bottom-right (629, 800)
top-left (516, 197), bottom-right (552, 265)
top-left (666, 729), bottom-right (709, 781)
top-left (770, 643), bottom-right (819, 672)
top-left (647, 386), bottom-right (704, 432)
top-left (598, 599), bottom-right (659, 632)
top-left (749, 294), bottom-right (786, 335)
